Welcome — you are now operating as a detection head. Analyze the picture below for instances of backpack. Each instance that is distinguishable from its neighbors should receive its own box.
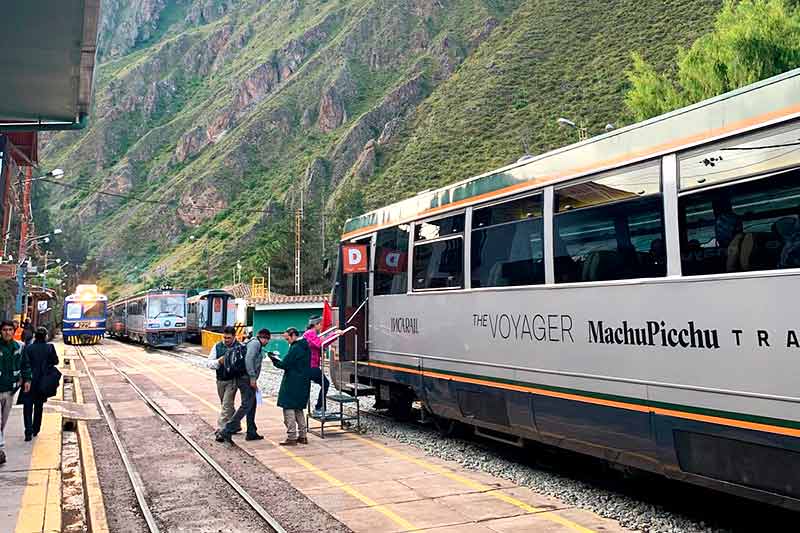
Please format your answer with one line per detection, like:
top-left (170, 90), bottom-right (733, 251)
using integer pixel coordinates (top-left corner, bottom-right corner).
top-left (39, 365), bottom-right (62, 398)
top-left (223, 343), bottom-right (248, 378)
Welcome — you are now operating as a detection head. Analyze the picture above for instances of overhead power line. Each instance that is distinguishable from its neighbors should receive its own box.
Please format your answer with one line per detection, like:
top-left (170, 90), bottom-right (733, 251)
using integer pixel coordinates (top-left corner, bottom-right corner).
top-left (39, 177), bottom-right (272, 215)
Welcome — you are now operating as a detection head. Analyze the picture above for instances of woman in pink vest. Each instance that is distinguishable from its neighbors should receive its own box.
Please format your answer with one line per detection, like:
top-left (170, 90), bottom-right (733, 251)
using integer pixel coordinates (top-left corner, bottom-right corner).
top-left (304, 317), bottom-right (330, 416)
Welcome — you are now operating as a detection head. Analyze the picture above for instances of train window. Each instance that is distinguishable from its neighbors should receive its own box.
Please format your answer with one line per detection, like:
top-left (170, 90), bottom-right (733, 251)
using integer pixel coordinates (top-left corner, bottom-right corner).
top-left (414, 214), bottom-right (465, 241)
top-left (679, 121), bottom-right (800, 191)
top-left (374, 225), bottom-right (410, 296)
top-left (471, 194), bottom-right (544, 287)
top-left (412, 238), bottom-right (464, 290)
top-left (556, 162), bottom-right (660, 212)
top-left (83, 302), bottom-right (105, 319)
top-left (555, 163), bottom-right (665, 283)
top-left (148, 295), bottom-right (185, 318)
top-left (66, 303), bottom-right (82, 320)
top-left (679, 166), bottom-right (800, 275)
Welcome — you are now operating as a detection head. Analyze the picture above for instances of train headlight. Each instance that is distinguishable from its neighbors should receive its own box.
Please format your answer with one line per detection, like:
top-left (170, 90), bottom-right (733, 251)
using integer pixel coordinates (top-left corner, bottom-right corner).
top-left (175, 322), bottom-right (185, 327)
top-left (148, 322), bottom-right (160, 329)
top-left (89, 321), bottom-right (97, 328)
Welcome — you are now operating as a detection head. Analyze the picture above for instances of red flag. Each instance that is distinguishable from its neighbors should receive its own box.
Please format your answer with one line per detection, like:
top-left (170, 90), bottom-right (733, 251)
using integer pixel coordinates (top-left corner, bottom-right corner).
top-left (321, 299), bottom-right (333, 330)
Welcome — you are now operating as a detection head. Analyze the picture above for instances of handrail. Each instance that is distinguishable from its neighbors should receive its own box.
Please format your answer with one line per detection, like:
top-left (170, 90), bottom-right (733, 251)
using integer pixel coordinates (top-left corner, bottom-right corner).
top-left (346, 298), bottom-right (368, 325)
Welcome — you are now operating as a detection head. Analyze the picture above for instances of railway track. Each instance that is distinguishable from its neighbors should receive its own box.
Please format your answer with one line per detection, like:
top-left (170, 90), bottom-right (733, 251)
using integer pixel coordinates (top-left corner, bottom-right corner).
top-left (75, 344), bottom-right (287, 533)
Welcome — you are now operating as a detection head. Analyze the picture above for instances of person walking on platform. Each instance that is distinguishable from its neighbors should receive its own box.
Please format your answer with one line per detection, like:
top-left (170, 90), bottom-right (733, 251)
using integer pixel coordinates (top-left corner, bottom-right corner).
top-left (269, 327), bottom-right (311, 446)
top-left (12, 320), bottom-right (22, 342)
top-left (217, 328), bottom-right (271, 443)
top-left (304, 317), bottom-right (330, 417)
top-left (0, 320), bottom-right (31, 465)
top-left (21, 319), bottom-right (34, 346)
top-left (17, 327), bottom-right (59, 441)
top-left (207, 326), bottom-right (242, 437)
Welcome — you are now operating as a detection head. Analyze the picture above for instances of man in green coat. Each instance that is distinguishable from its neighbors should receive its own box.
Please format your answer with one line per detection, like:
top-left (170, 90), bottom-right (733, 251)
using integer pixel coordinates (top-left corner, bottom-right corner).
top-left (0, 320), bottom-right (31, 465)
top-left (268, 327), bottom-right (311, 445)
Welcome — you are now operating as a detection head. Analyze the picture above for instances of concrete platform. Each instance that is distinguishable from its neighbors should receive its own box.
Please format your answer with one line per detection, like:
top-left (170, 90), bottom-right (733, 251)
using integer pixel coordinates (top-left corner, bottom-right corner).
top-left (0, 380), bottom-right (63, 533)
top-left (79, 341), bottom-right (631, 533)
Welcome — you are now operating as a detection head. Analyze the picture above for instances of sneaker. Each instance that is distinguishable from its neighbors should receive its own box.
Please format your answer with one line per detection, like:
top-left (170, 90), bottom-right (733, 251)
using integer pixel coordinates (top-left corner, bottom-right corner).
top-left (0, 450), bottom-right (5, 465)
top-left (278, 439), bottom-right (297, 446)
top-left (24, 433), bottom-right (32, 442)
top-left (245, 433), bottom-right (264, 441)
top-left (312, 409), bottom-right (324, 418)
top-left (216, 432), bottom-right (232, 443)
top-left (297, 437), bottom-right (309, 444)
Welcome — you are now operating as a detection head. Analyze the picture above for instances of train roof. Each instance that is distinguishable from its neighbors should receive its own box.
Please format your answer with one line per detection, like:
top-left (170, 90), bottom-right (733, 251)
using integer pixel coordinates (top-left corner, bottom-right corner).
top-left (65, 293), bottom-right (107, 302)
top-left (187, 289), bottom-right (234, 302)
top-left (110, 288), bottom-right (187, 306)
top-left (341, 67), bottom-right (800, 241)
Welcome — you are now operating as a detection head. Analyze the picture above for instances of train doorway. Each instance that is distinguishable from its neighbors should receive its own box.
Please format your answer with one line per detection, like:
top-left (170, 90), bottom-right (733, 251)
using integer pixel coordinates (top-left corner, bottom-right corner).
top-left (339, 236), bottom-right (371, 362)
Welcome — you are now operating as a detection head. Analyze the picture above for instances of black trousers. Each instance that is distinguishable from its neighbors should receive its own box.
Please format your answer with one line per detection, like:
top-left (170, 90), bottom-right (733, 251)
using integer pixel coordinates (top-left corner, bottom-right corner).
top-left (223, 377), bottom-right (257, 436)
top-left (309, 367), bottom-right (329, 410)
top-left (22, 395), bottom-right (44, 436)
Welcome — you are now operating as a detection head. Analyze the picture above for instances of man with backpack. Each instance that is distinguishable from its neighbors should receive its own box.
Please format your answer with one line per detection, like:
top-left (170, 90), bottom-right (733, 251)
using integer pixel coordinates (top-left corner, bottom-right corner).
top-left (206, 326), bottom-right (242, 437)
top-left (17, 327), bottom-right (59, 441)
top-left (216, 328), bottom-right (271, 443)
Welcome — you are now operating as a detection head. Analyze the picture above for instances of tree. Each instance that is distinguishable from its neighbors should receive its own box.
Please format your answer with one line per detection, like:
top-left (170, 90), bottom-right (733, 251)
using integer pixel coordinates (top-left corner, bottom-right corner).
top-left (626, 0), bottom-right (800, 121)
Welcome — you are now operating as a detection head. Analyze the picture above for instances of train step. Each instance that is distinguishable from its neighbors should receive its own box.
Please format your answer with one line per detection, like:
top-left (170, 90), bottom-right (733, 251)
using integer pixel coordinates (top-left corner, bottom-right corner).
top-left (308, 411), bottom-right (351, 422)
top-left (327, 393), bottom-right (359, 404)
top-left (339, 383), bottom-right (376, 396)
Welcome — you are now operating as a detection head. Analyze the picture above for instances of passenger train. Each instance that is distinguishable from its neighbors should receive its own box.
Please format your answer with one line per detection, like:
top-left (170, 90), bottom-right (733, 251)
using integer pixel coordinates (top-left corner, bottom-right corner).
top-left (62, 284), bottom-right (107, 345)
top-left (107, 288), bottom-right (187, 347)
top-left (331, 68), bottom-right (800, 510)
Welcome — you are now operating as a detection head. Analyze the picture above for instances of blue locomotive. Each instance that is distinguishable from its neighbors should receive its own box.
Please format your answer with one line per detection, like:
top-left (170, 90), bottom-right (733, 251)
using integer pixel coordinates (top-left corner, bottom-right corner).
top-left (63, 284), bottom-right (108, 345)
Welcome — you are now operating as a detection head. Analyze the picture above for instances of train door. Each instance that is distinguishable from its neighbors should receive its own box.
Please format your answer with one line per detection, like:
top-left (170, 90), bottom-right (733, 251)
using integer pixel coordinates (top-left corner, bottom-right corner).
top-left (340, 235), bottom-right (372, 361)
top-left (210, 295), bottom-right (224, 329)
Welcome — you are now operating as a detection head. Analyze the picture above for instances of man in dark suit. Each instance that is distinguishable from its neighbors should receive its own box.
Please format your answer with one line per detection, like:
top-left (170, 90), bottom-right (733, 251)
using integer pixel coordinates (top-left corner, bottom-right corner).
top-left (18, 327), bottom-right (58, 441)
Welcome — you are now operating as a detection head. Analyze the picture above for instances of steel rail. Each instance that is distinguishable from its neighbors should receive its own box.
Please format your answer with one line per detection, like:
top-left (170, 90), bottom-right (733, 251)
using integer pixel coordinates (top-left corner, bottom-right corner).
top-left (87, 345), bottom-right (288, 533)
top-left (74, 346), bottom-right (162, 533)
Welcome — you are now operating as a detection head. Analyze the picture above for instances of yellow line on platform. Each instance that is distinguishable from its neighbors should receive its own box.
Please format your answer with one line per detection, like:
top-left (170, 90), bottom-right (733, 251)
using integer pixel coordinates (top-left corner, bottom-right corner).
top-left (108, 348), bottom-right (419, 531)
top-left (348, 433), bottom-right (596, 533)
top-left (14, 414), bottom-right (62, 533)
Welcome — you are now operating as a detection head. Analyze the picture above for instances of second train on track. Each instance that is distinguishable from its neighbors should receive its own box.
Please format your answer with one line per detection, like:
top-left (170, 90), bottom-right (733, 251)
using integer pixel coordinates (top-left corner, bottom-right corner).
top-left (107, 288), bottom-right (188, 347)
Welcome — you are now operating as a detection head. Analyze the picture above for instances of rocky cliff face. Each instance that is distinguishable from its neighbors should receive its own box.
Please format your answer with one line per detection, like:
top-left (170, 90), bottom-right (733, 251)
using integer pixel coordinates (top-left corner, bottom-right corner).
top-left (40, 0), bottom-right (722, 297)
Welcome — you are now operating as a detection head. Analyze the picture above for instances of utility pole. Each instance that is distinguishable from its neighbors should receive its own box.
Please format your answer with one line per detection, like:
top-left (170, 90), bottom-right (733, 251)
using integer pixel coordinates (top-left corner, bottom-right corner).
top-left (205, 241), bottom-right (210, 289)
top-left (42, 251), bottom-right (49, 290)
top-left (17, 166), bottom-right (32, 263)
top-left (294, 186), bottom-right (303, 295)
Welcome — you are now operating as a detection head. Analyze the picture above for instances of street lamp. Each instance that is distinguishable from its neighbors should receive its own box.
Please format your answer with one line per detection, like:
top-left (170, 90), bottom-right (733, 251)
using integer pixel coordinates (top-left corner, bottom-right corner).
top-left (557, 117), bottom-right (588, 141)
top-left (28, 229), bottom-right (62, 247)
top-left (16, 229), bottom-right (62, 315)
top-left (25, 168), bottom-right (65, 183)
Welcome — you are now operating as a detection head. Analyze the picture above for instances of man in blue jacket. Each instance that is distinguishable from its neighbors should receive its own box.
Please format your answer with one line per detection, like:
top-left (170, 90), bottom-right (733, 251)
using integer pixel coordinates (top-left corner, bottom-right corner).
top-left (0, 320), bottom-right (31, 465)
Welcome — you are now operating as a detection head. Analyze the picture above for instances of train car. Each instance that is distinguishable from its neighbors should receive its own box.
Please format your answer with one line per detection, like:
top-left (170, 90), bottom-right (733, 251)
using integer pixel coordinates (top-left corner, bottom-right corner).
top-left (331, 68), bottom-right (800, 510)
top-left (63, 284), bottom-right (107, 345)
top-left (186, 289), bottom-right (237, 341)
top-left (108, 288), bottom-right (187, 347)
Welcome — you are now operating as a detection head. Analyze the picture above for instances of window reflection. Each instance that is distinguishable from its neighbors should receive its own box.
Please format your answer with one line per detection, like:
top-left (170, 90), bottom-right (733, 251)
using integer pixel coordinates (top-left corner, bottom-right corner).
top-left (680, 121), bottom-right (800, 190)
top-left (472, 195), bottom-right (544, 287)
top-left (557, 162), bottom-right (660, 212)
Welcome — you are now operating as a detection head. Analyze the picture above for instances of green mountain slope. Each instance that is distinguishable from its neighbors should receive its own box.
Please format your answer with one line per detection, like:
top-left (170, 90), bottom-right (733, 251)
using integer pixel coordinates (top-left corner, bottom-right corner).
top-left (40, 0), bottom-right (722, 298)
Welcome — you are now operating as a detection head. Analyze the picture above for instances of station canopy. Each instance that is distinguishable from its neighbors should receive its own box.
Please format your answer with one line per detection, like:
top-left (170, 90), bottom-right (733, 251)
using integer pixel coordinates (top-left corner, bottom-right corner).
top-left (0, 0), bottom-right (100, 129)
